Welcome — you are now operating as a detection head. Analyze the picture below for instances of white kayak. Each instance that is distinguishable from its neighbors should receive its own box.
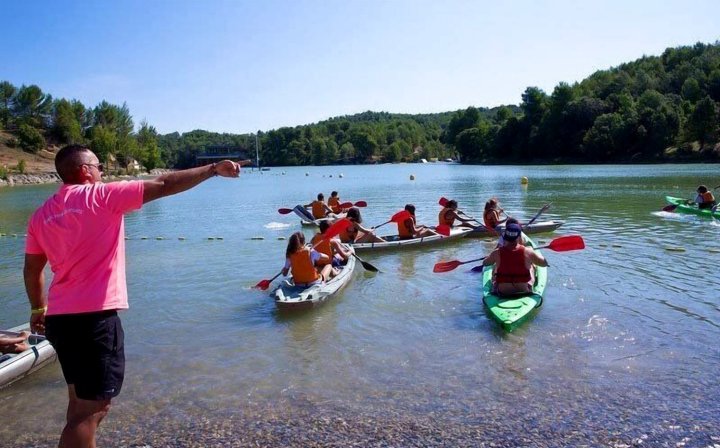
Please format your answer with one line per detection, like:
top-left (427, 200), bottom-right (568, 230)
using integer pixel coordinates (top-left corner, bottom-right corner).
top-left (0, 324), bottom-right (57, 389)
top-left (350, 227), bottom-right (473, 252)
top-left (467, 220), bottom-right (565, 238)
top-left (273, 250), bottom-right (357, 311)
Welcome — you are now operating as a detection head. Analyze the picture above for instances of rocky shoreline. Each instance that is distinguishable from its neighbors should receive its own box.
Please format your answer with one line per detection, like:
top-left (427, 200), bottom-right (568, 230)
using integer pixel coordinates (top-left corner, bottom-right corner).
top-left (0, 169), bottom-right (175, 187)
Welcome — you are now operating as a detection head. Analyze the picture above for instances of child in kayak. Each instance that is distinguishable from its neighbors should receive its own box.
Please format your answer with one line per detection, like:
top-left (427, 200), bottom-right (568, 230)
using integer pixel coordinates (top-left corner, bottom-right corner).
top-left (438, 200), bottom-right (477, 228)
top-left (482, 222), bottom-right (548, 296)
top-left (282, 231), bottom-right (331, 285)
top-left (695, 185), bottom-right (716, 209)
top-left (483, 198), bottom-right (508, 231)
top-left (311, 221), bottom-right (355, 278)
top-left (339, 208), bottom-right (385, 244)
top-left (304, 193), bottom-right (335, 219)
top-left (328, 191), bottom-right (343, 214)
top-left (398, 204), bottom-right (438, 240)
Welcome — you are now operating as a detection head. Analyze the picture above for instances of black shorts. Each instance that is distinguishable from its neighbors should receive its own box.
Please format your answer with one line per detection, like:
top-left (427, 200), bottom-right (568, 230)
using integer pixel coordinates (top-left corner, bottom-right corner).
top-left (45, 310), bottom-right (125, 401)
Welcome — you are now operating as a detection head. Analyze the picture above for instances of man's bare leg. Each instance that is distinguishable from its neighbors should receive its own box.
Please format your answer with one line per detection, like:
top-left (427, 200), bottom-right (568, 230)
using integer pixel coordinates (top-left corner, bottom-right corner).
top-left (59, 385), bottom-right (111, 448)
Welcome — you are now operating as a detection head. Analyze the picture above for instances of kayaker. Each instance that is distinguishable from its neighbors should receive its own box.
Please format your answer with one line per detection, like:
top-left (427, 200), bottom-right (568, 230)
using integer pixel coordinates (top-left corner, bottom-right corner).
top-left (340, 207), bottom-right (385, 243)
top-left (482, 222), bottom-right (548, 296)
top-left (398, 204), bottom-right (438, 240)
top-left (311, 221), bottom-right (354, 277)
top-left (282, 231), bottom-right (332, 284)
top-left (438, 200), bottom-right (476, 228)
top-left (0, 331), bottom-right (30, 354)
top-left (483, 198), bottom-right (508, 230)
top-left (328, 191), bottom-right (343, 214)
top-left (695, 185), bottom-right (716, 209)
top-left (304, 193), bottom-right (334, 219)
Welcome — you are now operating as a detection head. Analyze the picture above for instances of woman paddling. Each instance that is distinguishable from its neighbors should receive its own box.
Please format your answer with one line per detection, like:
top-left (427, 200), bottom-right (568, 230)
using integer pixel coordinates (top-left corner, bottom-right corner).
top-left (438, 199), bottom-right (476, 228)
top-left (483, 198), bottom-right (508, 231)
top-left (282, 231), bottom-right (331, 285)
top-left (339, 207), bottom-right (385, 244)
top-left (398, 204), bottom-right (438, 240)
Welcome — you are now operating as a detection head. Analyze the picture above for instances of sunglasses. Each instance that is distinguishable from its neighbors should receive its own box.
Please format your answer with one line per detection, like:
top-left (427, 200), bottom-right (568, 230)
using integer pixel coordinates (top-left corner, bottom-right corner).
top-left (81, 163), bottom-right (104, 172)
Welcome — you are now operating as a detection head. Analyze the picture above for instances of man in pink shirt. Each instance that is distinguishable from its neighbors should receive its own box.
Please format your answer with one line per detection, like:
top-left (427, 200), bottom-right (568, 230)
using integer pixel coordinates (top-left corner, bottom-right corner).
top-left (24, 144), bottom-right (242, 447)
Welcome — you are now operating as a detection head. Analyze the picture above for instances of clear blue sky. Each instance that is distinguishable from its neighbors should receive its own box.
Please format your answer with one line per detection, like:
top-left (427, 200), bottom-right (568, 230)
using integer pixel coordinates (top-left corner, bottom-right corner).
top-left (2, 0), bottom-right (719, 134)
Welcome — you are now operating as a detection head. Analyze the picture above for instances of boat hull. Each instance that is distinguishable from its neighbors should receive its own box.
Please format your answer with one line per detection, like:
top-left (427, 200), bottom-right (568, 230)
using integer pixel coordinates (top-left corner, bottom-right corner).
top-left (0, 324), bottom-right (57, 389)
top-left (665, 196), bottom-right (719, 219)
top-left (350, 227), bottom-right (472, 252)
top-left (467, 220), bottom-right (564, 238)
top-left (273, 250), bottom-right (356, 311)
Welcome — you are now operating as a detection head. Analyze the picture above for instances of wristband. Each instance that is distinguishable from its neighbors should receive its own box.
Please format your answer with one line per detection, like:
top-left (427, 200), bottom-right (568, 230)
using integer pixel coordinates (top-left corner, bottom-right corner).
top-left (31, 306), bottom-right (47, 315)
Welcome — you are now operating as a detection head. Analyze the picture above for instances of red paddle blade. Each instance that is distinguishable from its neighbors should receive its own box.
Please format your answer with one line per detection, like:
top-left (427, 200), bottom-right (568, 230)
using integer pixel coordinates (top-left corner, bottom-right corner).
top-left (433, 260), bottom-right (462, 273)
top-left (546, 235), bottom-right (585, 252)
top-left (390, 210), bottom-right (412, 223)
top-left (254, 279), bottom-right (272, 290)
top-left (338, 201), bottom-right (353, 208)
top-left (662, 204), bottom-right (677, 212)
top-left (436, 224), bottom-right (451, 236)
top-left (324, 218), bottom-right (352, 240)
top-left (438, 197), bottom-right (449, 206)
top-left (354, 201), bottom-right (367, 207)
top-left (278, 208), bottom-right (293, 215)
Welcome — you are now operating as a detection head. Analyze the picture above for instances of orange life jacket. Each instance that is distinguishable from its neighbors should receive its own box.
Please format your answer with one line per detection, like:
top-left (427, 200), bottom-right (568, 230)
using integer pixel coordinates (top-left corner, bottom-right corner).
top-left (328, 197), bottom-right (341, 214)
top-left (438, 207), bottom-right (455, 226)
top-left (397, 217), bottom-right (414, 239)
top-left (484, 209), bottom-right (499, 229)
top-left (495, 245), bottom-right (531, 283)
top-left (311, 201), bottom-right (327, 219)
top-left (289, 247), bottom-right (320, 284)
top-left (339, 223), bottom-right (358, 243)
top-left (311, 233), bottom-right (333, 266)
top-left (701, 191), bottom-right (715, 203)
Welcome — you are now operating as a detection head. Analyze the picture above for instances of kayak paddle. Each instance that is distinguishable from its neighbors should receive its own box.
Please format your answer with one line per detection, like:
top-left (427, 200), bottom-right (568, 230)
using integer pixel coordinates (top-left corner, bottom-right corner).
top-left (254, 219), bottom-right (353, 290)
top-left (372, 210), bottom-right (412, 230)
top-left (433, 235), bottom-right (586, 273)
top-left (352, 253), bottom-right (379, 272)
top-left (525, 203), bottom-right (552, 227)
top-left (338, 201), bottom-right (367, 208)
top-left (278, 208), bottom-right (294, 215)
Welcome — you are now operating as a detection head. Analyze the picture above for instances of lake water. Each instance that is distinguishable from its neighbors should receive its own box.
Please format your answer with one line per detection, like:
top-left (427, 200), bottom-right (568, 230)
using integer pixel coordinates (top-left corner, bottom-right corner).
top-left (1, 163), bottom-right (719, 447)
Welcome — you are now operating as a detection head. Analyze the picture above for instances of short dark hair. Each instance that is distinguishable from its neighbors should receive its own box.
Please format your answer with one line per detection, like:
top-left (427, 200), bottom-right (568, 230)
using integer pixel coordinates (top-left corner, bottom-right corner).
top-left (404, 204), bottom-right (416, 214)
top-left (317, 193), bottom-right (324, 200)
top-left (55, 145), bottom-right (93, 183)
top-left (318, 221), bottom-right (330, 233)
top-left (346, 207), bottom-right (362, 223)
top-left (446, 200), bottom-right (457, 209)
top-left (331, 191), bottom-right (338, 197)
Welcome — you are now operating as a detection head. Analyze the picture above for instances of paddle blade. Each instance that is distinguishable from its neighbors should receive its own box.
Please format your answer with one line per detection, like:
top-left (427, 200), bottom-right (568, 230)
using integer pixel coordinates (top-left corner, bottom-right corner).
top-left (546, 235), bottom-right (585, 252)
top-left (436, 224), bottom-right (451, 236)
top-left (390, 210), bottom-right (412, 223)
top-left (354, 201), bottom-right (367, 207)
top-left (355, 255), bottom-right (379, 272)
top-left (433, 260), bottom-right (462, 273)
top-left (470, 265), bottom-right (485, 273)
top-left (338, 201), bottom-right (353, 209)
top-left (254, 279), bottom-right (272, 290)
top-left (324, 218), bottom-right (352, 240)
top-left (278, 208), bottom-right (293, 215)
top-left (438, 197), bottom-right (449, 206)
top-left (662, 204), bottom-right (678, 212)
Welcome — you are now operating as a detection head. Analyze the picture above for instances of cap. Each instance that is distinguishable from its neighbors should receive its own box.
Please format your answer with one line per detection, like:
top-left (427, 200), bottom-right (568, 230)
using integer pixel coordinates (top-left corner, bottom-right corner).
top-left (503, 223), bottom-right (522, 241)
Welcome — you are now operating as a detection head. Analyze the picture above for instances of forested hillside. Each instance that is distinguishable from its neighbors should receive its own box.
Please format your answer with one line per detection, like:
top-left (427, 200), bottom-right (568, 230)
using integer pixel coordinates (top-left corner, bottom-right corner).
top-left (2, 41), bottom-right (719, 173)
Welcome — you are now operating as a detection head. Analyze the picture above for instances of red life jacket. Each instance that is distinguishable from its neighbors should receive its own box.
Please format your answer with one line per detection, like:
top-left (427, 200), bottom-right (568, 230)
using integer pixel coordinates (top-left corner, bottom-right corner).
top-left (495, 244), bottom-right (531, 283)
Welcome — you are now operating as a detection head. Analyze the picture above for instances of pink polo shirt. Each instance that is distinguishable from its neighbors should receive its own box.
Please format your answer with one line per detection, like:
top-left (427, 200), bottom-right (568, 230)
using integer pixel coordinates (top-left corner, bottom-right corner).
top-left (25, 181), bottom-right (144, 316)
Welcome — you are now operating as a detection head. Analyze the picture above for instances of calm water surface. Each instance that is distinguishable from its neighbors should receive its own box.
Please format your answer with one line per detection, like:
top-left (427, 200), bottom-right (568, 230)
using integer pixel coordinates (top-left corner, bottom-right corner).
top-left (1, 163), bottom-right (719, 446)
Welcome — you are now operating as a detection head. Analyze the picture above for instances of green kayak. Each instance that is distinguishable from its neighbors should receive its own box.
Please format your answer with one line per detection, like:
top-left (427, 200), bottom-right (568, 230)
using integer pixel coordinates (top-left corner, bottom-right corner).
top-left (665, 196), bottom-right (719, 219)
top-left (482, 236), bottom-right (547, 332)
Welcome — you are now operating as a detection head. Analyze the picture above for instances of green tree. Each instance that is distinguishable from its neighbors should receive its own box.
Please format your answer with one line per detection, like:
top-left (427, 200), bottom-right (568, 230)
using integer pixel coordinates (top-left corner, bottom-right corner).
top-left (53, 99), bottom-right (83, 144)
top-left (137, 121), bottom-right (162, 170)
top-left (444, 107), bottom-right (480, 145)
top-left (12, 85), bottom-right (52, 128)
top-left (0, 81), bottom-right (17, 128)
top-left (348, 126), bottom-right (378, 161)
top-left (17, 123), bottom-right (46, 153)
top-left (89, 126), bottom-right (118, 165)
top-left (681, 78), bottom-right (702, 103)
top-left (685, 96), bottom-right (719, 148)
